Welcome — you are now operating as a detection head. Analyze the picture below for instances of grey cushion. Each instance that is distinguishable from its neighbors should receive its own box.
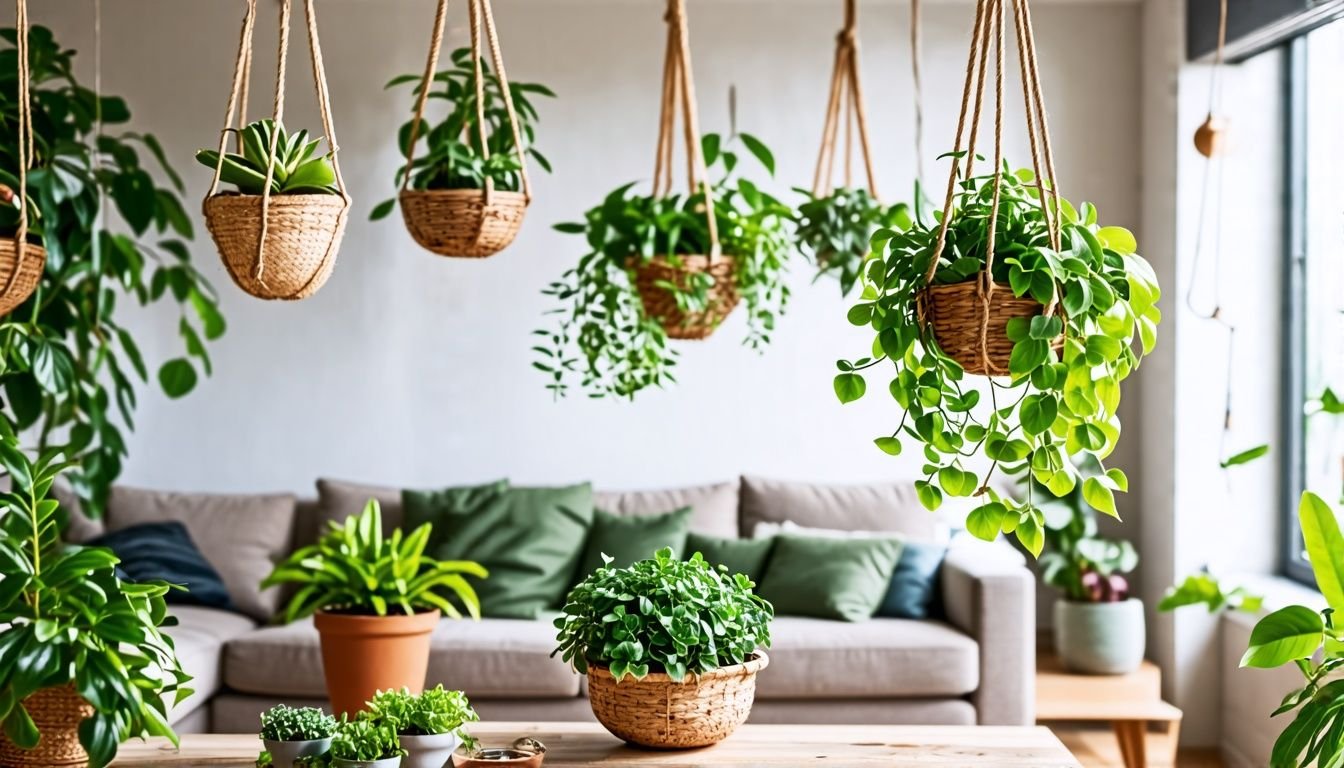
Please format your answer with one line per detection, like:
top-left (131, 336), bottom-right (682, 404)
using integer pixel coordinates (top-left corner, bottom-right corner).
top-left (165, 606), bottom-right (256, 725)
top-left (314, 478), bottom-right (403, 541)
top-left (224, 617), bottom-right (581, 700)
top-left (593, 480), bottom-right (739, 538)
top-left (106, 487), bottom-right (296, 621)
top-left (740, 475), bottom-right (939, 541)
top-left (754, 617), bottom-right (979, 699)
top-left (50, 481), bottom-right (104, 543)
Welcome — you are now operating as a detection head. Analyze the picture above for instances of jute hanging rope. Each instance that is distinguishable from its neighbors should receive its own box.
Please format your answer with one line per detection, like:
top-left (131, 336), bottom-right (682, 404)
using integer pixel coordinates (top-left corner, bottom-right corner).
top-left (203, 0), bottom-right (349, 301)
top-left (0, 0), bottom-right (46, 317)
top-left (398, 0), bottom-right (533, 258)
top-left (812, 0), bottom-right (878, 199)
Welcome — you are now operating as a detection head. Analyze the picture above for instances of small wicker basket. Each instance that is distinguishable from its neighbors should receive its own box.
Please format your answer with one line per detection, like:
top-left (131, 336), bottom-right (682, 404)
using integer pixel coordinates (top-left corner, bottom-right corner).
top-left (0, 239), bottom-right (45, 316)
top-left (0, 683), bottom-right (95, 767)
top-left (204, 193), bottom-right (348, 301)
top-left (399, 188), bottom-right (527, 258)
top-left (630, 254), bottom-right (739, 340)
top-left (586, 653), bottom-right (768, 749)
top-left (916, 277), bottom-right (1063, 377)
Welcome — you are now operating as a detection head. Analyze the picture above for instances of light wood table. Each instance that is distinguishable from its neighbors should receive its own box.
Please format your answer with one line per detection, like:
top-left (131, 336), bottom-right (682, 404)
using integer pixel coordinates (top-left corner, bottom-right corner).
top-left (1036, 654), bottom-right (1184, 768)
top-left (112, 722), bottom-right (1082, 767)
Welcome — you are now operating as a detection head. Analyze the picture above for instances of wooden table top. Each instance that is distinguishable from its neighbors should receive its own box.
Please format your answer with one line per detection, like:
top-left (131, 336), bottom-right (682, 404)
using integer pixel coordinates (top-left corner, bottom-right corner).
top-left (112, 722), bottom-right (1082, 767)
top-left (1036, 653), bottom-right (1183, 722)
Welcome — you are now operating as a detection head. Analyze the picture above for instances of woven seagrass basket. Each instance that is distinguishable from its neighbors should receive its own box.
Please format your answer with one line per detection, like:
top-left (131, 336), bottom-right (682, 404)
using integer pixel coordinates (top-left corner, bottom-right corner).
top-left (399, 188), bottom-right (528, 259)
top-left (0, 239), bottom-right (45, 316)
top-left (0, 684), bottom-right (95, 767)
top-left (587, 653), bottom-right (768, 749)
top-left (630, 254), bottom-right (739, 340)
top-left (916, 278), bottom-right (1063, 377)
top-left (204, 193), bottom-right (347, 301)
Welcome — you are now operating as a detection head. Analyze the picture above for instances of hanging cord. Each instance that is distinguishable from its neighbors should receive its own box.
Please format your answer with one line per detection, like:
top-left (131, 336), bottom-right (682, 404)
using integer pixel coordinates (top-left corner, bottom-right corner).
top-left (6, 0), bottom-right (33, 297)
top-left (910, 0), bottom-right (926, 188)
top-left (400, 0), bottom-right (448, 194)
top-left (810, 0), bottom-right (878, 199)
top-left (478, 0), bottom-right (532, 201)
top-left (207, 0), bottom-right (259, 196)
top-left (251, 0), bottom-right (294, 288)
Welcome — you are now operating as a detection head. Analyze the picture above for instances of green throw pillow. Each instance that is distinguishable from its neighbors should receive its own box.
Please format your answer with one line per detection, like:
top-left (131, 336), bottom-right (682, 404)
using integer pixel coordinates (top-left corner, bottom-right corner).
top-left (757, 534), bottom-right (904, 622)
top-left (685, 532), bottom-right (775, 582)
top-left (577, 507), bottom-right (693, 580)
top-left (403, 482), bottom-right (594, 620)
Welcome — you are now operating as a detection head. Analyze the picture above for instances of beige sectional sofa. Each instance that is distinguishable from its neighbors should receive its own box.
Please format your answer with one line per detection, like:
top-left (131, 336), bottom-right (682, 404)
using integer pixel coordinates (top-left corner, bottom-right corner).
top-left (67, 475), bottom-right (1035, 733)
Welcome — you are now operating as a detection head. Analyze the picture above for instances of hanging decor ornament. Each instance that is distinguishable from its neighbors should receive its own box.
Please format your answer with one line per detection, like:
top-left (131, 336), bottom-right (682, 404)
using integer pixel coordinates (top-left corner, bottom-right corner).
top-left (832, 0), bottom-right (1162, 554)
top-left (0, 0), bottom-right (46, 316)
top-left (199, 0), bottom-right (349, 301)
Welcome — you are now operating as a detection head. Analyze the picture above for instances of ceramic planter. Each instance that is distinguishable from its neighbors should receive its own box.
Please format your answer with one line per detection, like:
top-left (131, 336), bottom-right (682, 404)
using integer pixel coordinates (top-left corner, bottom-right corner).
top-left (333, 758), bottom-right (402, 768)
top-left (313, 609), bottom-right (441, 717)
top-left (400, 732), bottom-right (462, 768)
top-left (263, 737), bottom-right (333, 767)
top-left (1054, 597), bottom-right (1146, 675)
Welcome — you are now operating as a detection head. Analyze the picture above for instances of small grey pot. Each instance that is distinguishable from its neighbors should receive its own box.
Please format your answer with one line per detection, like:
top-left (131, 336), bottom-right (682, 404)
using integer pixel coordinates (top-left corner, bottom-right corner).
top-left (263, 737), bottom-right (333, 767)
top-left (332, 758), bottom-right (403, 768)
top-left (399, 732), bottom-right (463, 768)
top-left (1054, 597), bottom-right (1146, 675)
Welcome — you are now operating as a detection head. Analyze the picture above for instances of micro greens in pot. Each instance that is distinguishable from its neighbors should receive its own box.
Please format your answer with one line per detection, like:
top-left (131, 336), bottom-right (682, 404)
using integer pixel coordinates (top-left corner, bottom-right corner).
top-left (365, 686), bottom-right (478, 738)
top-left (794, 186), bottom-right (911, 296)
top-left (259, 704), bottom-right (337, 742)
top-left (195, 119), bottom-right (339, 195)
top-left (329, 717), bottom-right (406, 762)
top-left (834, 159), bottom-right (1161, 555)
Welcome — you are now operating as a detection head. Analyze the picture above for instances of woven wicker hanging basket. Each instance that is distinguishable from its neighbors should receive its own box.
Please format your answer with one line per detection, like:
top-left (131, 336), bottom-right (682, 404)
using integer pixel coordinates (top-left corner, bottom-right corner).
top-left (0, 1), bottom-right (44, 317)
top-left (586, 653), bottom-right (768, 748)
top-left (203, 0), bottom-right (350, 301)
top-left (0, 684), bottom-right (95, 768)
top-left (917, 277), bottom-right (1061, 376)
top-left (630, 255), bottom-right (739, 340)
top-left (0, 239), bottom-right (45, 316)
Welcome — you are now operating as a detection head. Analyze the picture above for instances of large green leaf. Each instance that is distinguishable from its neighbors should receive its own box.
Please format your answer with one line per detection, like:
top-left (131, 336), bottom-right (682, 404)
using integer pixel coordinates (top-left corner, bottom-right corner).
top-left (1300, 492), bottom-right (1344, 616)
top-left (1241, 605), bottom-right (1324, 669)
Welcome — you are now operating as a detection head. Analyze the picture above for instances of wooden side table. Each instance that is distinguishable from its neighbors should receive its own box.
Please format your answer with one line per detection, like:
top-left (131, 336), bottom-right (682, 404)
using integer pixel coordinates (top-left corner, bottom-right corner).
top-left (1036, 653), bottom-right (1184, 768)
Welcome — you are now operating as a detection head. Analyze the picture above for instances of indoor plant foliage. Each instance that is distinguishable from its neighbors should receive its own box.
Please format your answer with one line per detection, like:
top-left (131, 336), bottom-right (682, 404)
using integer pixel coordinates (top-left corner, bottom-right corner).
top-left (535, 132), bottom-right (792, 399)
top-left (329, 717), bottom-right (405, 768)
top-left (0, 25), bottom-right (224, 517)
top-left (195, 119), bottom-right (339, 196)
top-left (0, 438), bottom-right (193, 768)
top-left (834, 162), bottom-right (1162, 555)
top-left (794, 186), bottom-right (911, 296)
top-left (258, 705), bottom-right (337, 767)
top-left (365, 686), bottom-right (477, 768)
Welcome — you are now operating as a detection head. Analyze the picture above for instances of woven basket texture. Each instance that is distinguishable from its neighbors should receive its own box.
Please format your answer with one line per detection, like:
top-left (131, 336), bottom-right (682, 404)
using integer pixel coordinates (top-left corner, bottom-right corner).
top-left (0, 684), bottom-right (95, 767)
top-left (204, 193), bottom-right (347, 301)
top-left (630, 254), bottom-right (739, 340)
top-left (399, 189), bottom-right (527, 259)
top-left (917, 279), bottom-right (1063, 376)
top-left (0, 240), bottom-right (44, 316)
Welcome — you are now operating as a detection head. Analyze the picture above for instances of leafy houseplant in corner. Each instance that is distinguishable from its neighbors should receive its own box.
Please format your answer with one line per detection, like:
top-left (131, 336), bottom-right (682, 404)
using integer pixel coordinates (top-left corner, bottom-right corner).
top-left (330, 717), bottom-right (406, 768)
top-left (261, 500), bottom-right (488, 717)
top-left (258, 705), bottom-right (337, 767)
top-left (0, 438), bottom-right (192, 768)
top-left (365, 686), bottom-right (478, 768)
top-left (553, 548), bottom-right (773, 748)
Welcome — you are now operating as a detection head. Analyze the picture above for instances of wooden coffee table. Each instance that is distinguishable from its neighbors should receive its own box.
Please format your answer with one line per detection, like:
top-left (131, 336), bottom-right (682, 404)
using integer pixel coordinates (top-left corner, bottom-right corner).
top-left (111, 722), bottom-right (1081, 767)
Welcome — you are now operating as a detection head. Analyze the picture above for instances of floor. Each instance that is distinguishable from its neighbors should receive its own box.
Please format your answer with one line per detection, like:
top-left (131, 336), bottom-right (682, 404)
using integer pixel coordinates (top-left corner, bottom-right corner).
top-left (1052, 725), bottom-right (1225, 768)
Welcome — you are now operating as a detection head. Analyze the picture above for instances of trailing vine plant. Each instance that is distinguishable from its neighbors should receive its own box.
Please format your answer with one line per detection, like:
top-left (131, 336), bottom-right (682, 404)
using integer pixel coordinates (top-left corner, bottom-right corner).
top-left (795, 188), bottom-right (910, 296)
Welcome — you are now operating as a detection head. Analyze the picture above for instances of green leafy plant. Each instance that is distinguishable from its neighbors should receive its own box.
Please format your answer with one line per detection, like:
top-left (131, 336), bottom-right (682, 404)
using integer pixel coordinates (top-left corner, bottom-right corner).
top-left (0, 25), bottom-right (224, 516)
top-left (1221, 444), bottom-right (1271, 469)
top-left (795, 187), bottom-right (910, 296)
top-left (329, 717), bottom-right (405, 763)
top-left (371, 47), bottom-right (553, 220)
top-left (0, 436), bottom-right (193, 767)
top-left (261, 499), bottom-right (488, 623)
top-left (536, 132), bottom-right (792, 399)
top-left (1240, 492), bottom-right (1344, 767)
top-left (260, 704), bottom-right (337, 742)
top-left (256, 754), bottom-right (328, 768)
top-left (1031, 455), bottom-right (1138, 602)
top-left (195, 119), bottom-right (338, 196)
top-left (365, 685), bottom-right (478, 738)
top-left (553, 547), bottom-right (773, 683)
top-left (834, 161), bottom-right (1161, 555)
top-left (1158, 571), bottom-right (1262, 614)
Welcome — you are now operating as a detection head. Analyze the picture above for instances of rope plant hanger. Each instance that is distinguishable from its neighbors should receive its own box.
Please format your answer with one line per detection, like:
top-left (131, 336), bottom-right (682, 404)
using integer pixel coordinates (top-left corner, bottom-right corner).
top-left (0, 0), bottom-right (46, 316)
top-left (396, 0), bottom-right (534, 259)
top-left (201, 0), bottom-right (349, 301)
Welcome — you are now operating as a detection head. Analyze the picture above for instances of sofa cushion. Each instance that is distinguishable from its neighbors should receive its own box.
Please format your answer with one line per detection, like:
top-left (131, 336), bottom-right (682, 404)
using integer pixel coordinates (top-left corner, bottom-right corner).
top-left (91, 522), bottom-right (234, 611)
top-left (740, 475), bottom-right (939, 541)
top-left (757, 535), bottom-right (904, 622)
top-left (313, 478), bottom-right (404, 542)
top-left (577, 506), bottom-right (692, 578)
top-left (593, 481), bottom-right (739, 538)
top-left (106, 487), bottom-right (296, 621)
top-left (223, 617), bottom-right (581, 699)
top-left (167, 606), bottom-right (257, 725)
top-left (686, 532), bottom-right (774, 581)
top-left (754, 616), bottom-right (979, 699)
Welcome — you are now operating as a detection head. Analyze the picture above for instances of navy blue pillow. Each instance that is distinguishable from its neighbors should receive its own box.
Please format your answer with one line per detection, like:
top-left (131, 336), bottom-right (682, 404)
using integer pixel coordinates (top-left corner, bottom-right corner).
top-left (875, 540), bottom-right (948, 619)
top-left (90, 522), bottom-right (234, 611)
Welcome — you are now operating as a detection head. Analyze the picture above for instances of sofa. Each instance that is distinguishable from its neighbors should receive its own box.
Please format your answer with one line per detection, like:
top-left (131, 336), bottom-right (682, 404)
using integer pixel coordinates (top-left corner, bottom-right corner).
top-left (64, 475), bottom-right (1035, 733)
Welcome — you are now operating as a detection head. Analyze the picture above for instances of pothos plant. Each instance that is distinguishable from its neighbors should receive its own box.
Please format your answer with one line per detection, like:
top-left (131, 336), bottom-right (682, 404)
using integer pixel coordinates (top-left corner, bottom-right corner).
top-left (0, 26), bottom-right (223, 516)
top-left (794, 186), bottom-right (911, 296)
top-left (535, 132), bottom-right (791, 399)
top-left (834, 160), bottom-right (1161, 555)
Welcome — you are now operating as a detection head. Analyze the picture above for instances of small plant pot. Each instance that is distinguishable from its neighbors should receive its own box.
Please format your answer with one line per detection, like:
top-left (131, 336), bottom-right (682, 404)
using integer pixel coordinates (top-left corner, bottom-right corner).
top-left (628, 254), bottom-right (740, 340)
top-left (399, 188), bottom-right (528, 259)
top-left (586, 652), bottom-right (768, 748)
top-left (313, 608), bottom-right (440, 718)
top-left (0, 683), bottom-right (95, 767)
top-left (263, 736), bottom-right (334, 767)
top-left (451, 738), bottom-right (545, 768)
top-left (916, 278), bottom-right (1063, 376)
top-left (0, 239), bottom-right (45, 316)
top-left (1054, 598), bottom-right (1146, 675)
top-left (203, 192), bottom-right (348, 301)
top-left (399, 732), bottom-right (462, 768)
top-left (333, 758), bottom-right (403, 768)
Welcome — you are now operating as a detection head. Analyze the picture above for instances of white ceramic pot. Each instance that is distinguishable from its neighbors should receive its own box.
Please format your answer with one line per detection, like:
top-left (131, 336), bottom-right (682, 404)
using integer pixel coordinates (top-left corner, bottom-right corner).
top-left (400, 732), bottom-right (462, 768)
top-left (263, 737), bottom-right (333, 767)
top-left (1054, 597), bottom-right (1146, 675)
top-left (332, 758), bottom-right (402, 768)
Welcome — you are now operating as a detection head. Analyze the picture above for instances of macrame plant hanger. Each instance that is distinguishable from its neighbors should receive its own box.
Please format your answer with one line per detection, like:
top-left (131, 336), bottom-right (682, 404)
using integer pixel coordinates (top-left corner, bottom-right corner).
top-left (812, 0), bottom-right (878, 201)
top-left (916, 0), bottom-right (1063, 377)
top-left (0, 0), bottom-right (46, 317)
top-left (398, 0), bottom-right (532, 259)
top-left (203, 0), bottom-right (350, 301)
top-left (910, 0), bottom-right (927, 190)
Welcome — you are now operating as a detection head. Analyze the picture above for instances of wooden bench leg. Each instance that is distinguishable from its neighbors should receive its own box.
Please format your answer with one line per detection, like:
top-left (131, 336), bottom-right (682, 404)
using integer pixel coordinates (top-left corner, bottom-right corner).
top-left (1113, 720), bottom-right (1148, 768)
top-left (1166, 716), bottom-right (1182, 766)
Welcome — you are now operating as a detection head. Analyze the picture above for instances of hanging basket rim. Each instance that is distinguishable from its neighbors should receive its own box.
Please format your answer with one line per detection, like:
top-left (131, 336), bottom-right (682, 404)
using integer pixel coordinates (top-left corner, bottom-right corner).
top-left (398, 187), bottom-right (529, 202)
top-left (204, 191), bottom-right (351, 205)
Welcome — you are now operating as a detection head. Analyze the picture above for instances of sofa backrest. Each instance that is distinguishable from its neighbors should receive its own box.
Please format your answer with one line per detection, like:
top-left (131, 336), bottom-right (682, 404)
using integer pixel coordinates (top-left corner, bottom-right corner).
top-left (740, 474), bottom-right (940, 542)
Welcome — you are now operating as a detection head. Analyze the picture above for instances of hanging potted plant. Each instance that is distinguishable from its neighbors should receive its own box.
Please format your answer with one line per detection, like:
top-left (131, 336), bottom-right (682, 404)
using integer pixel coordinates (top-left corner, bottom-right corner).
top-left (365, 686), bottom-right (478, 768)
top-left (200, 0), bottom-right (350, 301)
top-left (260, 500), bottom-right (488, 717)
top-left (832, 0), bottom-right (1161, 554)
top-left (257, 705), bottom-right (338, 767)
top-left (553, 549), bottom-right (773, 749)
top-left (371, 0), bottom-right (550, 259)
top-left (0, 7), bottom-right (44, 316)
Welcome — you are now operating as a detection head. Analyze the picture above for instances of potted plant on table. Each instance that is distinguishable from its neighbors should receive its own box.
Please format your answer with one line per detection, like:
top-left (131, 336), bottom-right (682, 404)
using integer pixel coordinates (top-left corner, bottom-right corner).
top-left (260, 500), bottom-right (488, 717)
top-left (258, 705), bottom-right (338, 767)
top-left (553, 548), bottom-right (773, 748)
top-left (365, 686), bottom-right (478, 768)
top-left (330, 717), bottom-right (406, 768)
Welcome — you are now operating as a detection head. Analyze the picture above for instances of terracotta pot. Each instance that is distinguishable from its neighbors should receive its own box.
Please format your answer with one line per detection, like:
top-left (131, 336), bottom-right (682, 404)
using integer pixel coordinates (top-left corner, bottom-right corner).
top-left (314, 609), bottom-right (440, 717)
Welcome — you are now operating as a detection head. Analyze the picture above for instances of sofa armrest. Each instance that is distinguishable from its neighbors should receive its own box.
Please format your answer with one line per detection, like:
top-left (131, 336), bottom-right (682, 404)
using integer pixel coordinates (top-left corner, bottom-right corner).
top-left (940, 547), bottom-right (1035, 725)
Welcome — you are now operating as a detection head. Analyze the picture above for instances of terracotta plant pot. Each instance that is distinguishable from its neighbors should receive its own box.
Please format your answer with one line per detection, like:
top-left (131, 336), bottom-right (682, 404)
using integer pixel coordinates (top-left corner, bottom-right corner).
top-left (400, 732), bottom-right (461, 768)
top-left (314, 609), bottom-right (440, 717)
top-left (263, 736), bottom-right (333, 767)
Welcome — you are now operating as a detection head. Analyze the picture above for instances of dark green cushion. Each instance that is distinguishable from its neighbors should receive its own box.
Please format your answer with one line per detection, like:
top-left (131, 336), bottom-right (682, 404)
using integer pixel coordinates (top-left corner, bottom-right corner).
top-left (757, 534), bottom-right (904, 622)
top-left (577, 507), bottom-right (692, 580)
top-left (875, 540), bottom-right (948, 619)
top-left (685, 532), bottom-right (775, 582)
top-left (403, 482), bottom-right (594, 619)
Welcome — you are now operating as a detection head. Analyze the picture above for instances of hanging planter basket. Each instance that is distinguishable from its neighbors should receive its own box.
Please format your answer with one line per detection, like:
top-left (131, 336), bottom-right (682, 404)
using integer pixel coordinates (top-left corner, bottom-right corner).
top-left (916, 277), bottom-right (1061, 376)
top-left (0, 684), bottom-right (95, 768)
top-left (0, 13), bottom-right (45, 318)
top-left (630, 254), bottom-right (739, 340)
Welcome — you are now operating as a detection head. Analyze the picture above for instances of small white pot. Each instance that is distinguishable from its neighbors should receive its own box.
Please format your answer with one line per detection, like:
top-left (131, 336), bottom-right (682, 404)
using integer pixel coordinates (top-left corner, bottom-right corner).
top-left (399, 732), bottom-right (462, 768)
top-left (332, 758), bottom-right (403, 768)
top-left (263, 737), bottom-right (333, 767)
top-left (1054, 597), bottom-right (1146, 675)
